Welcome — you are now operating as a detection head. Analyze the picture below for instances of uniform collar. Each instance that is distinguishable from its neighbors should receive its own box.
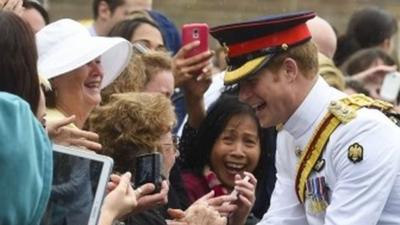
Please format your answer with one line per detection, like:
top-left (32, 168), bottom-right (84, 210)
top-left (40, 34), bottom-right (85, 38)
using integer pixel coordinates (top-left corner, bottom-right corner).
top-left (283, 76), bottom-right (334, 139)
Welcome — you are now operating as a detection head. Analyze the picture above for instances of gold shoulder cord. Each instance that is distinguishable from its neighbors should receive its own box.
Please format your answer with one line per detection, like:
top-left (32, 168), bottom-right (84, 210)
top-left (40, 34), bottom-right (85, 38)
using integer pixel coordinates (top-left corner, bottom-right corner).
top-left (295, 94), bottom-right (393, 203)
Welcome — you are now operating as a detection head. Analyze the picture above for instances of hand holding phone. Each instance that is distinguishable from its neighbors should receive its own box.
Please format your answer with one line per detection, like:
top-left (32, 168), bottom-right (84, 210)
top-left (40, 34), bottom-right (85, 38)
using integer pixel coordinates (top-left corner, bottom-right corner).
top-left (380, 71), bottom-right (400, 102)
top-left (134, 153), bottom-right (163, 193)
top-left (182, 23), bottom-right (209, 59)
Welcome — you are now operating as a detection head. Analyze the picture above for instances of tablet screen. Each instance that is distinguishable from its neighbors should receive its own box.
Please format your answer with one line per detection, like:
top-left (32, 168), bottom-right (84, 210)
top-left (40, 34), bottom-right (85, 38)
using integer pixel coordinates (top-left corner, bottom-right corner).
top-left (41, 145), bottom-right (113, 225)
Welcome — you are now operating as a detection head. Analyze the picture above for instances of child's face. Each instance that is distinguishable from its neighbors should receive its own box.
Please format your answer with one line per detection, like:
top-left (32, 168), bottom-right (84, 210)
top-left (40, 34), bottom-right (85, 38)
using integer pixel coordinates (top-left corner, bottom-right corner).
top-left (210, 114), bottom-right (261, 188)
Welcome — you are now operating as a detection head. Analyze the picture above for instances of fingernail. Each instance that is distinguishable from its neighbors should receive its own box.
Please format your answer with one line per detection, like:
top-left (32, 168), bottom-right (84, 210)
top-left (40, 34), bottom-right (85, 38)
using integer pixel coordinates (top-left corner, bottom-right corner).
top-left (124, 172), bottom-right (132, 179)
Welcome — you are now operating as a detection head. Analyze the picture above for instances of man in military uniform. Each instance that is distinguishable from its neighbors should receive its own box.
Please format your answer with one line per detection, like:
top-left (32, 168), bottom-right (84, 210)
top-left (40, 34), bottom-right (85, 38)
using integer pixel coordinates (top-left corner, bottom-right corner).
top-left (210, 11), bottom-right (400, 225)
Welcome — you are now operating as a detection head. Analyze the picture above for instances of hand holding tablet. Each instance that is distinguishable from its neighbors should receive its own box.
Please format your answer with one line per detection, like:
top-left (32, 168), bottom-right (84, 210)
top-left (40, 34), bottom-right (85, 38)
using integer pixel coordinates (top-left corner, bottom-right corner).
top-left (99, 172), bottom-right (137, 225)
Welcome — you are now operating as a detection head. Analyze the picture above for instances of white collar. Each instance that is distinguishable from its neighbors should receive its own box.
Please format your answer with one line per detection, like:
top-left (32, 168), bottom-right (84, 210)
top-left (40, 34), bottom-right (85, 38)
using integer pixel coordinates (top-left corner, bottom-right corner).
top-left (283, 76), bottom-right (344, 139)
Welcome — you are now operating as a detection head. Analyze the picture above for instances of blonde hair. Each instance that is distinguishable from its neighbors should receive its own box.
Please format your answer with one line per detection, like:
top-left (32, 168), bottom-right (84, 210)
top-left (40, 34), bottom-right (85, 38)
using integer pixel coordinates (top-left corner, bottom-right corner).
top-left (100, 51), bottom-right (172, 104)
top-left (87, 92), bottom-right (176, 173)
top-left (268, 40), bottom-right (319, 78)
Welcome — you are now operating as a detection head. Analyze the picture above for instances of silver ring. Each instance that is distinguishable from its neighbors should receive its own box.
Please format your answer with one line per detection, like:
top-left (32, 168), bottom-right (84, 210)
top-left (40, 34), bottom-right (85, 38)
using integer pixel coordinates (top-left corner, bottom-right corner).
top-left (135, 187), bottom-right (143, 197)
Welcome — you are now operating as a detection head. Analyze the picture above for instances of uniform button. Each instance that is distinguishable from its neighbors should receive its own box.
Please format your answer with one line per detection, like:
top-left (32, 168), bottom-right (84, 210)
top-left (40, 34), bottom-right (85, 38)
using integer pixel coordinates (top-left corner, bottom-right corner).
top-left (295, 146), bottom-right (302, 157)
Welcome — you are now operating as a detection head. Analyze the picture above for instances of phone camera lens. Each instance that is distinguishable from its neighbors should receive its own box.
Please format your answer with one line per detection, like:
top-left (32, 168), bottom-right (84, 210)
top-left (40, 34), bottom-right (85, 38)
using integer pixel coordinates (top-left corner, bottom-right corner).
top-left (193, 29), bottom-right (199, 38)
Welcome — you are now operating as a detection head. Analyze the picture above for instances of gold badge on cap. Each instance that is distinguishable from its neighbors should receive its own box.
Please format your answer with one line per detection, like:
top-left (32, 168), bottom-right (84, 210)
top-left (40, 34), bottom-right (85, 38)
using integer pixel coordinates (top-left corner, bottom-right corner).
top-left (281, 43), bottom-right (288, 51)
top-left (348, 143), bottom-right (363, 163)
top-left (222, 42), bottom-right (230, 54)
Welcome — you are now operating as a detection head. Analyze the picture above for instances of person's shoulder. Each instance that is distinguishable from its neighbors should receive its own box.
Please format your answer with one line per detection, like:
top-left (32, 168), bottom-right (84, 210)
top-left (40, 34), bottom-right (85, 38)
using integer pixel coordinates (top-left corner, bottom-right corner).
top-left (331, 106), bottom-right (400, 148)
top-left (181, 170), bottom-right (207, 187)
top-left (181, 170), bottom-right (209, 203)
top-left (0, 92), bottom-right (30, 108)
top-left (0, 92), bottom-right (35, 127)
top-left (354, 107), bottom-right (399, 131)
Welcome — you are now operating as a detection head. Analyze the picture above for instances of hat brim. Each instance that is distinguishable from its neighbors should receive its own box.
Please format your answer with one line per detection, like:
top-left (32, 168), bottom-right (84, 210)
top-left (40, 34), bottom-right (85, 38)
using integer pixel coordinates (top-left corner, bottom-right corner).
top-left (224, 55), bottom-right (271, 85)
top-left (38, 36), bottom-right (132, 89)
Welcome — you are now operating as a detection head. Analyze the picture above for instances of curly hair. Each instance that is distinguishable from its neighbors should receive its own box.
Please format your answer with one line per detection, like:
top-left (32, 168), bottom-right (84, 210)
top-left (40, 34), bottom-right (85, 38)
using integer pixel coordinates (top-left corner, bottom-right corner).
top-left (87, 92), bottom-right (176, 174)
top-left (100, 51), bottom-right (172, 104)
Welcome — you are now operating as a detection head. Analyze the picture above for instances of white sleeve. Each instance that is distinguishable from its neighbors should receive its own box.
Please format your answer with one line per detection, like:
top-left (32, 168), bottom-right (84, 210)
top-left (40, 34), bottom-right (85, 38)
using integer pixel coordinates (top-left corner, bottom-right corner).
top-left (324, 113), bottom-right (400, 225)
top-left (258, 131), bottom-right (308, 225)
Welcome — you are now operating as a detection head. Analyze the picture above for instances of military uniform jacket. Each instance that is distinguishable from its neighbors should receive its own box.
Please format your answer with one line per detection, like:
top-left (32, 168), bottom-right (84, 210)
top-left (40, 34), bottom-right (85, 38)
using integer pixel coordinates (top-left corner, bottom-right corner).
top-left (258, 77), bottom-right (400, 225)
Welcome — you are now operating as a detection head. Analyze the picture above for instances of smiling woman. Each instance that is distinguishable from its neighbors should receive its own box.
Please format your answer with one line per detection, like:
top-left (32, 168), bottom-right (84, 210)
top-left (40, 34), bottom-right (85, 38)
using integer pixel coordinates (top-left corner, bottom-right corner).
top-left (180, 94), bottom-right (263, 198)
top-left (36, 18), bottom-right (132, 129)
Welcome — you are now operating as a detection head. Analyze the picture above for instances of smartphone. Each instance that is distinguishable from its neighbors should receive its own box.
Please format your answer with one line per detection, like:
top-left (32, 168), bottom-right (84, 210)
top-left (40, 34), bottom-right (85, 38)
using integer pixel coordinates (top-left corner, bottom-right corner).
top-left (134, 152), bottom-right (163, 193)
top-left (182, 23), bottom-right (209, 59)
top-left (380, 71), bottom-right (400, 102)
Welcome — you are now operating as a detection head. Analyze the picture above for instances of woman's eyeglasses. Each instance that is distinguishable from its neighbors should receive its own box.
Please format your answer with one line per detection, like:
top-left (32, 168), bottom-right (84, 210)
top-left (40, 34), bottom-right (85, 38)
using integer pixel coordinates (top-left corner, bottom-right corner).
top-left (159, 134), bottom-right (180, 157)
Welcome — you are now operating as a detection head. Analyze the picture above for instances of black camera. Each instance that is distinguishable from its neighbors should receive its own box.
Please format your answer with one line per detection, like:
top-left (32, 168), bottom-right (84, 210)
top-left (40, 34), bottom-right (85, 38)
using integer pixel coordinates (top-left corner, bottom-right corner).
top-left (134, 152), bottom-right (163, 193)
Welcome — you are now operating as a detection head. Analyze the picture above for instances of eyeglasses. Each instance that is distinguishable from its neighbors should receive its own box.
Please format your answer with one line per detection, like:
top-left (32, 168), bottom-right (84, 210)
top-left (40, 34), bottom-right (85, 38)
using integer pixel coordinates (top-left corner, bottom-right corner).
top-left (132, 42), bottom-right (150, 55)
top-left (159, 135), bottom-right (180, 157)
top-left (132, 40), bottom-right (169, 54)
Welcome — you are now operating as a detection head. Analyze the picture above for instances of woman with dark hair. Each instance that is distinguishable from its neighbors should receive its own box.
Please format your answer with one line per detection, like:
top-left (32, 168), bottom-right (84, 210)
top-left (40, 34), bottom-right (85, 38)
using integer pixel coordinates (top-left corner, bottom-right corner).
top-left (179, 94), bottom-right (261, 225)
top-left (334, 6), bottom-right (398, 66)
top-left (109, 16), bottom-right (166, 51)
top-left (0, 11), bottom-right (41, 115)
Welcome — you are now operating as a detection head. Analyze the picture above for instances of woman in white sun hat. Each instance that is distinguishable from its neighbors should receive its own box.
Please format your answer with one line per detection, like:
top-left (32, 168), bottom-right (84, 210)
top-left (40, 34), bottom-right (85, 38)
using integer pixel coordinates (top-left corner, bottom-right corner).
top-left (36, 18), bottom-right (132, 129)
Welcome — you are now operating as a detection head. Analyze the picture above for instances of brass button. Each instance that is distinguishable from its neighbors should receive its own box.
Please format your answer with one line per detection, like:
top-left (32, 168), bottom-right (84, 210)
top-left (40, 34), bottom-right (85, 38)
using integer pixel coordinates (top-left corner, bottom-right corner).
top-left (295, 146), bottom-right (302, 157)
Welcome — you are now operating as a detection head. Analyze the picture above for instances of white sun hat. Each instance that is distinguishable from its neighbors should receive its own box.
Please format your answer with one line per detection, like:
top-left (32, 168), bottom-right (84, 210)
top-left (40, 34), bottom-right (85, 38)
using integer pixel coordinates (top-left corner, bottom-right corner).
top-left (36, 18), bottom-right (132, 89)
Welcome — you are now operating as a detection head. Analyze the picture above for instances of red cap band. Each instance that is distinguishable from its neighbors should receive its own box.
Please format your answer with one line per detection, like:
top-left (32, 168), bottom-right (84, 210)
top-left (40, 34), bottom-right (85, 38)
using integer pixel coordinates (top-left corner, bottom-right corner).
top-left (227, 23), bottom-right (311, 58)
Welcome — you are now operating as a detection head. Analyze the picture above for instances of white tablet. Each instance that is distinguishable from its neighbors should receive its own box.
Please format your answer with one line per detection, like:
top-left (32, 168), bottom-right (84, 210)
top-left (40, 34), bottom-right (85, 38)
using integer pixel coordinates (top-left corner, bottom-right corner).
top-left (41, 144), bottom-right (114, 225)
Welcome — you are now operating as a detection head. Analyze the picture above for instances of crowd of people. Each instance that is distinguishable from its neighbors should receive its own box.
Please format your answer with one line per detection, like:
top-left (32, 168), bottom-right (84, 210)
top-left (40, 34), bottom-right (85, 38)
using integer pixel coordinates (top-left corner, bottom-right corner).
top-left (1, 0), bottom-right (400, 225)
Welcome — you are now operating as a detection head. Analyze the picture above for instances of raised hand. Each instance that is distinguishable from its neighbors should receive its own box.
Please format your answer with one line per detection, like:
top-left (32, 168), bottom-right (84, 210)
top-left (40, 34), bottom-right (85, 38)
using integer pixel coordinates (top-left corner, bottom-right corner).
top-left (172, 41), bottom-right (214, 88)
top-left (228, 172), bottom-right (257, 225)
top-left (0, 0), bottom-right (23, 15)
top-left (348, 65), bottom-right (397, 99)
top-left (100, 172), bottom-right (138, 224)
top-left (47, 115), bottom-right (102, 152)
top-left (107, 174), bottom-right (169, 215)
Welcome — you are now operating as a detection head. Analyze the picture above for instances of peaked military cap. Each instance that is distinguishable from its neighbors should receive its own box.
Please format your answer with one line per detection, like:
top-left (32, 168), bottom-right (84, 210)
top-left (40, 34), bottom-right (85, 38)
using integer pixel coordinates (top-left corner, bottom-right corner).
top-left (210, 11), bottom-right (316, 85)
